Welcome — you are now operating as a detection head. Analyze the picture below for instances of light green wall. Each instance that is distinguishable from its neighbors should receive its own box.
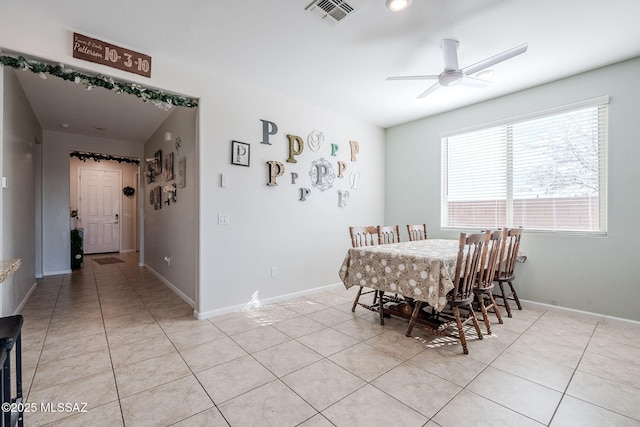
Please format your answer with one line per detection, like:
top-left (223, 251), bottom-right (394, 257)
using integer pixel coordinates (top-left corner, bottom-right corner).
top-left (385, 57), bottom-right (640, 322)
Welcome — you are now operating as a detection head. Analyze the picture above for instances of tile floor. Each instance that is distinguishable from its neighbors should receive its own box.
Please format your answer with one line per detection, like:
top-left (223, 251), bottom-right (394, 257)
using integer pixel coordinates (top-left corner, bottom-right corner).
top-left (16, 253), bottom-right (640, 426)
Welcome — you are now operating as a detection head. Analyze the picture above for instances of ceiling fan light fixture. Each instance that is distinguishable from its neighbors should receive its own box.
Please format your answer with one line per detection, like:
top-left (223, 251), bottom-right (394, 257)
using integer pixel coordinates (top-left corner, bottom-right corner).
top-left (386, 0), bottom-right (411, 12)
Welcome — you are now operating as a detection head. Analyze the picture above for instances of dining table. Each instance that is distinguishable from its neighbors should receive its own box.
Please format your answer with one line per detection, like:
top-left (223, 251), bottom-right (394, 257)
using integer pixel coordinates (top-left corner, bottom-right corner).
top-left (338, 239), bottom-right (461, 334)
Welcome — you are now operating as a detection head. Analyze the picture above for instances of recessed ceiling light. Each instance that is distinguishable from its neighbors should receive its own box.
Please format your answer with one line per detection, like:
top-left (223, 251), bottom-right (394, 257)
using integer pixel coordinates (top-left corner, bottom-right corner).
top-left (386, 0), bottom-right (411, 12)
top-left (93, 126), bottom-right (106, 131)
top-left (60, 123), bottom-right (70, 129)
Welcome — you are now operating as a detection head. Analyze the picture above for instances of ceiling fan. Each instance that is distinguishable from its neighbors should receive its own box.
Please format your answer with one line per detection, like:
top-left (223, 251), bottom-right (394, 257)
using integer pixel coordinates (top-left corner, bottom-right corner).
top-left (387, 39), bottom-right (528, 99)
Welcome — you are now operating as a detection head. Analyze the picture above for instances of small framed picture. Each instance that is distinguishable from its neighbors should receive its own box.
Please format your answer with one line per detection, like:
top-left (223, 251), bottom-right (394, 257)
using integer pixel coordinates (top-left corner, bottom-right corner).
top-left (178, 156), bottom-right (186, 188)
top-left (231, 140), bottom-right (250, 167)
top-left (154, 150), bottom-right (163, 176)
top-left (154, 186), bottom-right (162, 210)
top-left (164, 152), bottom-right (174, 181)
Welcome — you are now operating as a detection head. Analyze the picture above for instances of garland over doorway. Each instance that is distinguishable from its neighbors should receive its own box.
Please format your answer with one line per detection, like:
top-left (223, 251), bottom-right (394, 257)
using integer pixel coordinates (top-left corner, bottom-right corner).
top-left (70, 151), bottom-right (140, 166)
top-left (0, 54), bottom-right (198, 110)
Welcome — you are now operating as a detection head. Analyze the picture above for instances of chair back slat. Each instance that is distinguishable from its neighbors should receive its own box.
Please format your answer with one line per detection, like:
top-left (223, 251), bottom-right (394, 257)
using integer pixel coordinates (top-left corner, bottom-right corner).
top-left (407, 224), bottom-right (428, 241)
top-left (349, 226), bottom-right (379, 248)
top-left (378, 225), bottom-right (401, 245)
top-left (496, 227), bottom-right (523, 279)
top-left (451, 231), bottom-right (487, 301)
top-left (476, 229), bottom-right (504, 291)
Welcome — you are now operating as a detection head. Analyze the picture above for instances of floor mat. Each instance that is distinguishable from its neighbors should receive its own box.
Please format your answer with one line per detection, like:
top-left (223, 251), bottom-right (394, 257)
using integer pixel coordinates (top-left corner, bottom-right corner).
top-left (92, 257), bottom-right (124, 265)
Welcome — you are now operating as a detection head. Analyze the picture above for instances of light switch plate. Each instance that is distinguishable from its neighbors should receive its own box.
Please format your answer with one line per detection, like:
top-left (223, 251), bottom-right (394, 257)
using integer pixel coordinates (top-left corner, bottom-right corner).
top-left (218, 213), bottom-right (230, 225)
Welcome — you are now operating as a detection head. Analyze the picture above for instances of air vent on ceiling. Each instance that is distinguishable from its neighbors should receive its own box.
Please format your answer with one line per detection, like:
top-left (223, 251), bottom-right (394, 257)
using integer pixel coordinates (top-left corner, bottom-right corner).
top-left (306, 0), bottom-right (357, 27)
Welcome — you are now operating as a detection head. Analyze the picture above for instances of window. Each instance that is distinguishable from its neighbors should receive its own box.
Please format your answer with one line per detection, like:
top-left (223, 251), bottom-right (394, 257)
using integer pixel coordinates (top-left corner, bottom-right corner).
top-left (442, 97), bottom-right (608, 234)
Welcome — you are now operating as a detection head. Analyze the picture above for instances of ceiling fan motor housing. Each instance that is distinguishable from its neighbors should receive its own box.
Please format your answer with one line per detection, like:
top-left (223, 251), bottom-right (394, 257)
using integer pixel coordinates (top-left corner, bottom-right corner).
top-left (439, 70), bottom-right (463, 86)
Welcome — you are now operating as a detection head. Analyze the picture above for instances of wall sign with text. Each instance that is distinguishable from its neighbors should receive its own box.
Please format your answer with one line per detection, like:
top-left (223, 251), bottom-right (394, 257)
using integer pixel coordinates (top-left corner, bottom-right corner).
top-left (72, 33), bottom-right (152, 78)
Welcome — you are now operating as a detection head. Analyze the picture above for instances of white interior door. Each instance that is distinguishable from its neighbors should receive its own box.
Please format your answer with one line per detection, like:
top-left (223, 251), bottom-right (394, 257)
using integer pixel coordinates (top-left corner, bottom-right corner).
top-left (79, 168), bottom-right (121, 254)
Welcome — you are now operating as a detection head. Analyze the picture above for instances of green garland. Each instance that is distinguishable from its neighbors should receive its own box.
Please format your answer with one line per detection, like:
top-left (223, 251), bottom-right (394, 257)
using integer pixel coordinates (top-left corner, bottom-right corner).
top-left (0, 54), bottom-right (198, 109)
top-left (70, 151), bottom-right (140, 165)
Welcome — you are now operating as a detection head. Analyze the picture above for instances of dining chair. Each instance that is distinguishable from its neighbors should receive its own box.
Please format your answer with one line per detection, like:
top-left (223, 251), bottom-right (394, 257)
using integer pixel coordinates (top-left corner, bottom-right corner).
top-left (349, 225), bottom-right (379, 248)
top-left (407, 231), bottom-right (485, 354)
top-left (493, 226), bottom-right (524, 317)
top-left (473, 229), bottom-right (504, 335)
top-left (378, 225), bottom-right (401, 244)
top-left (406, 224), bottom-right (428, 241)
top-left (349, 226), bottom-right (380, 312)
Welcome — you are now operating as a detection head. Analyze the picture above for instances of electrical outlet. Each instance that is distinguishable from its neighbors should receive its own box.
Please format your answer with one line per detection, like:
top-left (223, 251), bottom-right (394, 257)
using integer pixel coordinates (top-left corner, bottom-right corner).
top-left (271, 266), bottom-right (278, 277)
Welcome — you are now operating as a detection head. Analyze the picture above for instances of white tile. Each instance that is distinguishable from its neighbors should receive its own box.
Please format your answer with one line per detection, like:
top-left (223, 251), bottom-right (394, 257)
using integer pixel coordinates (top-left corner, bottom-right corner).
top-left (282, 359), bottom-right (366, 411)
top-left (433, 389), bottom-right (543, 427)
top-left (322, 384), bottom-right (427, 427)
top-left (467, 366), bottom-right (563, 424)
top-left (218, 380), bottom-right (316, 427)
top-left (551, 395), bottom-right (640, 427)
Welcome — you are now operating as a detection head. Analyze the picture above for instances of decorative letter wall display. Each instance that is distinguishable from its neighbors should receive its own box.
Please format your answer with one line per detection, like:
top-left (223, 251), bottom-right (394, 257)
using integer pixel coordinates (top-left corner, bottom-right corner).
top-left (267, 161), bottom-right (285, 186)
top-left (338, 190), bottom-right (350, 207)
top-left (337, 161), bottom-right (347, 178)
top-left (260, 119), bottom-right (278, 145)
top-left (300, 188), bottom-right (311, 201)
top-left (231, 141), bottom-right (250, 166)
top-left (309, 158), bottom-right (335, 191)
top-left (349, 171), bottom-right (361, 189)
top-left (307, 130), bottom-right (324, 152)
top-left (286, 134), bottom-right (304, 163)
top-left (349, 140), bottom-right (360, 162)
top-left (291, 172), bottom-right (298, 184)
top-left (331, 143), bottom-right (339, 156)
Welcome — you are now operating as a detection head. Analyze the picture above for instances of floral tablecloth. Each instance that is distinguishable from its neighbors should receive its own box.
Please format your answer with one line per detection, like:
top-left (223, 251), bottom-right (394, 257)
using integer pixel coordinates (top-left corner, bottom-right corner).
top-left (338, 239), bottom-right (459, 312)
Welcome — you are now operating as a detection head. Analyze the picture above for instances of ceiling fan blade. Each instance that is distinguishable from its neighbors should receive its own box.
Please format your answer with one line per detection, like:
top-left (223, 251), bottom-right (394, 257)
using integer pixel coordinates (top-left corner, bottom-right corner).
top-left (386, 75), bottom-right (439, 81)
top-left (441, 39), bottom-right (460, 71)
top-left (462, 43), bottom-right (528, 76)
top-left (417, 82), bottom-right (440, 99)
top-left (458, 75), bottom-right (491, 88)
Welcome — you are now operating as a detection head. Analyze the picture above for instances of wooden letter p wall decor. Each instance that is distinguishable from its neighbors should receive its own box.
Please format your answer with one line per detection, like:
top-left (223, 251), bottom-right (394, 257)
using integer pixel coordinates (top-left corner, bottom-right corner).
top-left (267, 161), bottom-right (285, 186)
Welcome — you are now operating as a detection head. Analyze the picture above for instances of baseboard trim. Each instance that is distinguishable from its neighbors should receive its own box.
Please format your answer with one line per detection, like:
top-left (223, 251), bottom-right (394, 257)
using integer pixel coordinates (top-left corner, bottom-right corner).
top-left (43, 269), bottom-right (71, 276)
top-left (194, 282), bottom-right (343, 320)
top-left (143, 264), bottom-right (196, 309)
top-left (13, 281), bottom-right (38, 315)
top-left (520, 299), bottom-right (640, 329)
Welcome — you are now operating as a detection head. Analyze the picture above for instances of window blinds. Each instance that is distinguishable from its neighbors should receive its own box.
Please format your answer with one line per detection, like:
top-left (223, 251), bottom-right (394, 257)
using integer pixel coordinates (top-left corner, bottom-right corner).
top-left (442, 97), bottom-right (608, 234)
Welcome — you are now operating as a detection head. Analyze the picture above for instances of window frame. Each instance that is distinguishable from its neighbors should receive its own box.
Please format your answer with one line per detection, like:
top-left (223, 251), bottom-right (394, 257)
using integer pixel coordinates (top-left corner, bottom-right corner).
top-left (441, 96), bottom-right (609, 236)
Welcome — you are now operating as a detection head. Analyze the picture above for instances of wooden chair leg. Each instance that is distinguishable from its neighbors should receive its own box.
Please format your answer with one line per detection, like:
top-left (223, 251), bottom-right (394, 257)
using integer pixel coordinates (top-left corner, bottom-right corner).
top-left (351, 286), bottom-right (363, 312)
top-left (509, 281), bottom-right (522, 310)
top-left (406, 300), bottom-right (423, 337)
top-left (476, 293), bottom-right (492, 335)
top-left (497, 281), bottom-right (512, 317)
top-left (467, 303), bottom-right (483, 341)
top-left (378, 291), bottom-right (385, 325)
top-left (488, 292), bottom-right (503, 324)
top-left (452, 306), bottom-right (468, 355)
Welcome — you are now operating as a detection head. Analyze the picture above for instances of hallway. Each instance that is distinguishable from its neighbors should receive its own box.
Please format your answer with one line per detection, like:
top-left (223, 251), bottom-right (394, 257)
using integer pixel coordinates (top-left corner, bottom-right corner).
top-left (17, 254), bottom-right (640, 426)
